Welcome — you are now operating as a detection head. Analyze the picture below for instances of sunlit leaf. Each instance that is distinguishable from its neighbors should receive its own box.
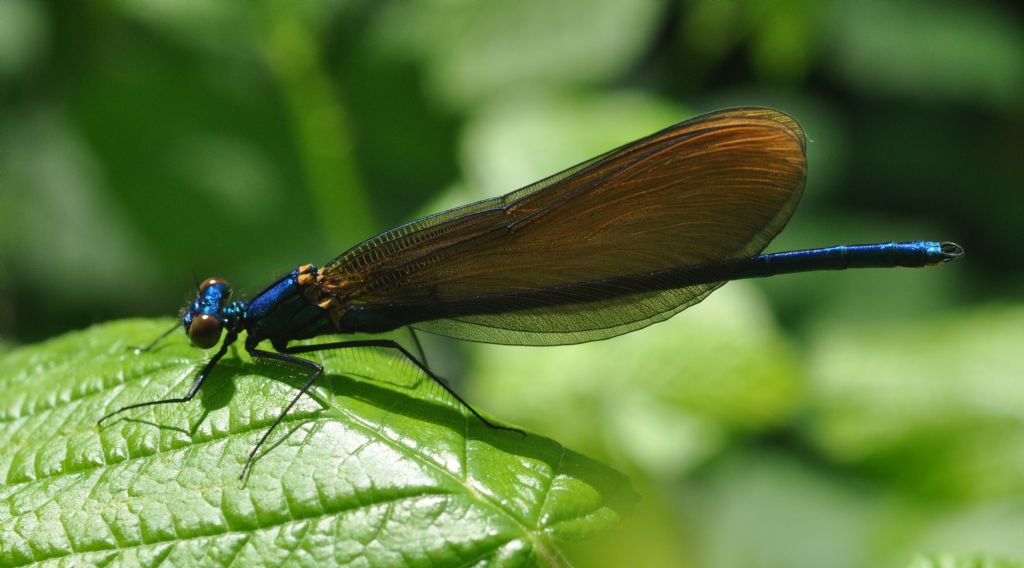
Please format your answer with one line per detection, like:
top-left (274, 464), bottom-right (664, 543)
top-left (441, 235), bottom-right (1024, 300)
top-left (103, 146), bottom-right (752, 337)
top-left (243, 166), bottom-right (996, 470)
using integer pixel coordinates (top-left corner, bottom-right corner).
top-left (910, 555), bottom-right (1024, 568)
top-left (823, 0), bottom-right (1024, 110)
top-left (807, 305), bottom-right (1024, 500)
top-left (0, 0), bottom-right (47, 77)
top-left (0, 320), bottom-right (635, 566)
top-left (373, 0), bottom-right (667, 105)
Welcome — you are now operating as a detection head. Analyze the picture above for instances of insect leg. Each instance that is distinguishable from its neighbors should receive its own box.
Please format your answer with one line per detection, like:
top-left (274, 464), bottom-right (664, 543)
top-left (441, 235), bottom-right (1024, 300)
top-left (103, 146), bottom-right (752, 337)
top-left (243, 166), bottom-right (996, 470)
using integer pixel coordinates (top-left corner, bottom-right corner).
top-left (280, 339), bottom-right (523, 436)
top-left (129, 322), bottom-right (179, 353)
top-left (99, 331), bottom-right (237, 424)
top-left (406, 327), bottom-right (429, 370)
top-left (243, 348), bottom-right (323, 480)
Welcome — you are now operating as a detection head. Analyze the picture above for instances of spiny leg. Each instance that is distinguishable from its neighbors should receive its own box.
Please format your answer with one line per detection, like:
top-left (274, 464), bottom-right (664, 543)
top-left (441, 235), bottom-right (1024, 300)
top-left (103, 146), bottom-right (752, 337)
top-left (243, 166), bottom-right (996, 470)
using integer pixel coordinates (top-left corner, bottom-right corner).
top-left (129, 322), bottom-right (179, 353)
top-left (243, 348), bottom-right (323, 480)
top-left (99, 332), bottom-right (237, 424)
top-left (281, 339), bottom-right (523, 435)
top-left (406, 327), bottom-right (429, 370)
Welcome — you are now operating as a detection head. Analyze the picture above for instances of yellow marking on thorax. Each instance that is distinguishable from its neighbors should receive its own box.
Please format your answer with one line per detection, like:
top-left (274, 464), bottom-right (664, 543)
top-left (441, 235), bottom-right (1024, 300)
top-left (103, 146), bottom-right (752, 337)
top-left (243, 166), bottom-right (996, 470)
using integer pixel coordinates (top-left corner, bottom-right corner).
top-left (294, 264), bottom-right (348, 329)
top-left (296, 264), bottom-right (317, 286)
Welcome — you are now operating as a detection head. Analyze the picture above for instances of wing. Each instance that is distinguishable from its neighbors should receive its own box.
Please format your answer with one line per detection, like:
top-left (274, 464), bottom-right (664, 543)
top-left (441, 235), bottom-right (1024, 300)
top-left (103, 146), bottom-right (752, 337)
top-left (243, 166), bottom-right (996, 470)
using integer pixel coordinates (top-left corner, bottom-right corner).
top-left (321, 107), bottom-right (807, 345)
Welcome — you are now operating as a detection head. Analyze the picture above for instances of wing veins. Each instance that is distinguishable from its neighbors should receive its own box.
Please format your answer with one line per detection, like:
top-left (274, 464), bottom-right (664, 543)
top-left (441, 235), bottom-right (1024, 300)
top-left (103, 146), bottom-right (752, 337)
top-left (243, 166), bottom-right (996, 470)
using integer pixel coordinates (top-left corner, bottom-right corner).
top-left (343, 132), bottom-right (691, 300)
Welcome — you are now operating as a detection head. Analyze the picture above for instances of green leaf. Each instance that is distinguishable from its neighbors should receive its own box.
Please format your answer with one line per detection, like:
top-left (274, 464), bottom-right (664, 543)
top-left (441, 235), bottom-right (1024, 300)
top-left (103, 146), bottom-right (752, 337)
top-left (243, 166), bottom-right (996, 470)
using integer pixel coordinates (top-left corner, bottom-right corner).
top-left (909, 555), bottom-right (1024, 568)
top-left (823, 0), bottom-right (1024, 111)
top-left (807, 305), bottom-right (1024, 500)
top-left (693, 451), bottom-right (878, 568)
top-left (0, 320), bottom-right (635, 566)
top-left (373, 0), bottom-right (667, 106)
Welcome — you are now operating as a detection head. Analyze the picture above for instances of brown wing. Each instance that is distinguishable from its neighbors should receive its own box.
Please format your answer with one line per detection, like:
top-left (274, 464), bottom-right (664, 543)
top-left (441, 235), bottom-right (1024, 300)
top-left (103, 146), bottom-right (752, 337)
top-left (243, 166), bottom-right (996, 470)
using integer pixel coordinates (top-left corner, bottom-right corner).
top-left (321, 107), bottom-right (807, 345)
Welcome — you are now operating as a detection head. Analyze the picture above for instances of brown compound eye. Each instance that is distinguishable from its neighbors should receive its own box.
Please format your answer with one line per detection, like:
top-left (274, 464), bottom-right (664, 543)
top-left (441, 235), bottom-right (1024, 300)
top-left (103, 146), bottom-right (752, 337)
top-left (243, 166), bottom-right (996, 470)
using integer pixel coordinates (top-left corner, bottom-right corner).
top-left (188, 314), bottom-right (223, 349)
top-left (199, 277), bottom-right (231, 294)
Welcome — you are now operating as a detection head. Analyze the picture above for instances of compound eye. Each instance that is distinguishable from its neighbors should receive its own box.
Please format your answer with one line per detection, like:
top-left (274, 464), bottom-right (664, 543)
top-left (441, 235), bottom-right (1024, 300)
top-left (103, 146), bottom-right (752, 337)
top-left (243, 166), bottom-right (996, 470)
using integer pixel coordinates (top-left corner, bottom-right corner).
top-left (188, 314), bottom-right (223, 349)
top-left (199, 277), bottom-right (230, 294)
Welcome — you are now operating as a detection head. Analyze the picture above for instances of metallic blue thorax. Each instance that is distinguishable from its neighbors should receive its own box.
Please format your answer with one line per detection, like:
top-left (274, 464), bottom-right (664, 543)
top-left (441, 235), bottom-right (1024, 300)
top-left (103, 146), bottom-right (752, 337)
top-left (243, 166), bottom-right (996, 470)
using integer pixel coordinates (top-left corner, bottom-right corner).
top-left (245, 265), bottom-right (333, 343)
top-left (182, 265), bottom-right (334, 346)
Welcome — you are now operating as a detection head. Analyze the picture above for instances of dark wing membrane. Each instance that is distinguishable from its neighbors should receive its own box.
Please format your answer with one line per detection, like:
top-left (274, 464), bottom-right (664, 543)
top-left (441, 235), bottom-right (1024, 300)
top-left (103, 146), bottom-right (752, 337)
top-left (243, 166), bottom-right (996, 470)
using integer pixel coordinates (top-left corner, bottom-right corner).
top-left (323, 107), bottom-right (807, 345)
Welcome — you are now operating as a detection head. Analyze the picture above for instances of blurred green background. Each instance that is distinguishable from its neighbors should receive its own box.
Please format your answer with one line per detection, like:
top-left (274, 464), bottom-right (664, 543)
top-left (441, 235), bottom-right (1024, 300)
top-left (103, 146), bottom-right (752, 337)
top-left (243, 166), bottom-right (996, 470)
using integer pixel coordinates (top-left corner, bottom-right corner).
top-left (0, 0), bottom-right (1022, 566)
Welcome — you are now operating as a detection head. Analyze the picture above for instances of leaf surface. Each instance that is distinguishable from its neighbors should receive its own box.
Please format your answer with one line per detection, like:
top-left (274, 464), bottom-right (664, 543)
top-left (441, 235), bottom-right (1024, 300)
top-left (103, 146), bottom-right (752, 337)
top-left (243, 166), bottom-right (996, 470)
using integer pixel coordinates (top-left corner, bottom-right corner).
top-left (0, 320), bottom-right (635, 567)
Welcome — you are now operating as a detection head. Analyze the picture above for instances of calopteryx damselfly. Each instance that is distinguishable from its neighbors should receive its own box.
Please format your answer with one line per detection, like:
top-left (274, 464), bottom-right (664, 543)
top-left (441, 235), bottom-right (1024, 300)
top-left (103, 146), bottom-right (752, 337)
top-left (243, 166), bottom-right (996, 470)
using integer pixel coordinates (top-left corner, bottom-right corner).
top-left (99, 107), bottom-right (963, 478)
